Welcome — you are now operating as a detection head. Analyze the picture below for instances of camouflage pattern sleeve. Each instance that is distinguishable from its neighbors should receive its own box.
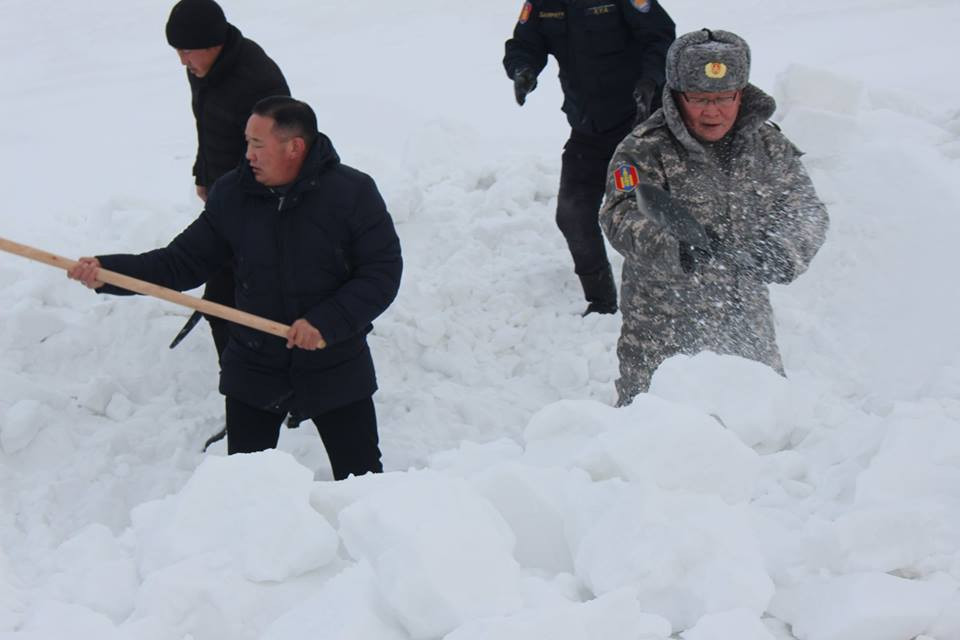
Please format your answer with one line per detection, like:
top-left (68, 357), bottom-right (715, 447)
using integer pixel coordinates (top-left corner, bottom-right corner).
top-left (599, 133), bottom-right (676, 264)
top-left (761, 138), bottom-right (829, 282)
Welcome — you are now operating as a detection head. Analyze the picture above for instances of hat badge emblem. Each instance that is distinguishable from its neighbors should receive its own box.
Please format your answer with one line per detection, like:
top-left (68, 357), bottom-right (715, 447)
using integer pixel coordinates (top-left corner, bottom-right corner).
top-left (705, 62), bottom-right (728, 79)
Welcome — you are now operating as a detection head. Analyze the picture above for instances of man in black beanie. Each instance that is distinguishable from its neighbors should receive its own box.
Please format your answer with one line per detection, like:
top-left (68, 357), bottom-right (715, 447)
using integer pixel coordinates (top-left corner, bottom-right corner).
top-left (165, 0), bottom-right (291, 446)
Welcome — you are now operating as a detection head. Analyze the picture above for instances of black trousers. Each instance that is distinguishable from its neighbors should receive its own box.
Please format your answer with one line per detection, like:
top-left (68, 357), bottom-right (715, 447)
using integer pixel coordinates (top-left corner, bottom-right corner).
top-left (556, 124), bottom-right (633, 276)
top-left (225, 396), bottom-right (383, 481)
top-left (202, 264), bottom-right (235, 362)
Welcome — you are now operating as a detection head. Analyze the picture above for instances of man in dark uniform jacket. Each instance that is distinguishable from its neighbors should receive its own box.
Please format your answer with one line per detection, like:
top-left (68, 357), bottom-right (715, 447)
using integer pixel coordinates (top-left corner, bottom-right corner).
top-left (504, 0), bottom-right (675, 315)
top-left (165, 0), bottom-right (290, 359)
top-left (68, 97), bottom-right (403, 480)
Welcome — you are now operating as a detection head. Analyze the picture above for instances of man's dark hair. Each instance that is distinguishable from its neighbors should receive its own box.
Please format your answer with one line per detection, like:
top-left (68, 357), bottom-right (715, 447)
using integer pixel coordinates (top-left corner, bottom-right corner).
top-left (252, 96), bottom-right (318, 148)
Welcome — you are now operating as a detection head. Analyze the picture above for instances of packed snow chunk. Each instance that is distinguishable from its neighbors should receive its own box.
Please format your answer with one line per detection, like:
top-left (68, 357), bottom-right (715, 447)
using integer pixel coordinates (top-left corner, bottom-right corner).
top-left (778, 108), bottom-right (865, 161)
top-left (523, 398), bottom-right (760, 504)
top-left (574, 486), bottom-right (773, 630)
top-left (833, 404), bottom-right (960, 575)
top-left (444, 588), bottom-right (672, 640)
top-left (649, 352), bottom-right (813, 452)
top-left (580, 495), bottom-right (768, 616)
top-left (104, 391), bottom-right (135, 422)
top-left (769, 572), bottom-right (956, 640)
top-left (48, 523), bottom-right (138, 622)
top-left (309, 469), bottom-right (400, 529)
top-left (262, 563), bottom-right (407, 640)
top-left (681, 609), bottom-right (775, 640)
top-left (76, 375), bottom-right (123, 416)
top-left (471, 463), bottom-right (592, 574)
top-left (774, 65), bottom-right (865, 117)
top-left (133, 559), bottom-right (277, 640)
top-left (428, 438), bottom-right (524, 476)
top-left (131, 450), bottom-right (338, 582)
top-left (829, 500), bottom-right (959, 576)
top-left (338, 470), bottom-right (524, 639)
top-left (1, 398), bottom-right (48, 453)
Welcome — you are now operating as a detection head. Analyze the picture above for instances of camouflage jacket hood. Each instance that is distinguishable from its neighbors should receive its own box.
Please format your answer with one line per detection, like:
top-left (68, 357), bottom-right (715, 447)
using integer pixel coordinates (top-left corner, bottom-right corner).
top-left (654, 84), bottom-right (778, 159)
top-left (600, 82), bottom-right (827, 289)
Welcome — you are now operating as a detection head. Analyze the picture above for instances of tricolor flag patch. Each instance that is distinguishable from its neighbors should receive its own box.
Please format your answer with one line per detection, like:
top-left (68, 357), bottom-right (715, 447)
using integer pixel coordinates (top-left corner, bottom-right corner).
top-left (614, 164), bottom-right (640, 193)
top-left (519, 1), bottom-right (533, 23)
top-left (629, 0), bottom-right (651, 13)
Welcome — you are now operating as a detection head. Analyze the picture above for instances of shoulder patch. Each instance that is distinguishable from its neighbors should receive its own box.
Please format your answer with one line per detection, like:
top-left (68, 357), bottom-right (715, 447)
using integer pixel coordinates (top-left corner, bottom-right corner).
top-left (629, 0), bottom-right (652, 13)
top-left (519, 1), bottom-right (533, 23)
top-left (613, 164), bottom-right (640, 193)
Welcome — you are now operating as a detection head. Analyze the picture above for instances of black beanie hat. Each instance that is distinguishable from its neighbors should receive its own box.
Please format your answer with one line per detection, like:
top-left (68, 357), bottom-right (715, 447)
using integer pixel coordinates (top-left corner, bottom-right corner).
top-left (165, 0), bottom-right (228, 49)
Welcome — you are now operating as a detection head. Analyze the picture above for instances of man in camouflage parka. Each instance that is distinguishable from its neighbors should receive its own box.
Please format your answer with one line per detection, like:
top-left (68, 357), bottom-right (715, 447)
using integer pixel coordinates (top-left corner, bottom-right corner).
top-left (599, 29), bottom-right (828, 405)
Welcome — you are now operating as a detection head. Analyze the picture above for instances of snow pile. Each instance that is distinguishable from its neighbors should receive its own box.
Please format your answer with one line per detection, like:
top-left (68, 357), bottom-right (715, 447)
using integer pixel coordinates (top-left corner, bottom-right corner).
top-left (1, 0), bottom-right (959, 638)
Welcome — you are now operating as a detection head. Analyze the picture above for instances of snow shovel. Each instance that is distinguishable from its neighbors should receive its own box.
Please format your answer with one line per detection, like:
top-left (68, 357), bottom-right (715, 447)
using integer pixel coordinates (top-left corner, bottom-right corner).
top-left (0, 235), bottom-right (319, 343)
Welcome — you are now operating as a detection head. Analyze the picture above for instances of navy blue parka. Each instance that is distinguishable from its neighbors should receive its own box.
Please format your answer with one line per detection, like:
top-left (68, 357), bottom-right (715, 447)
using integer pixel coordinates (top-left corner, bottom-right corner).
top-left (503, 0), bottom-right (675, 134)
top-left (98, 135), bottom-right (402, 416)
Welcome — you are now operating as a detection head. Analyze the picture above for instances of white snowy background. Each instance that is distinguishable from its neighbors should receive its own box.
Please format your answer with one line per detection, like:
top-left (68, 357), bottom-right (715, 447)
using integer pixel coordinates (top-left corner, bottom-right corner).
top-left (1, 0), bottom-right (959, 638)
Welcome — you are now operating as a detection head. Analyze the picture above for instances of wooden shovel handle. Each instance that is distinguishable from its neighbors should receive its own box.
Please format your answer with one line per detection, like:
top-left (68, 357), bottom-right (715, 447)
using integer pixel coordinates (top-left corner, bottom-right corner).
top-left (0, 235), bottom-right (314, 344)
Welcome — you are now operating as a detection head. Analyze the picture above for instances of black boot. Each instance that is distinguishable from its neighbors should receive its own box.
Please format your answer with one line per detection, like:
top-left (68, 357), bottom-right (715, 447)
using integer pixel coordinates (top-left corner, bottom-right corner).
top-left (578, 265), bottom-right (618, 316)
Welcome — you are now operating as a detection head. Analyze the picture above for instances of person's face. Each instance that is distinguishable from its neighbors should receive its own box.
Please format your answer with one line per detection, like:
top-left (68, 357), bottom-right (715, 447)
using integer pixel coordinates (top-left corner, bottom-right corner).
top-left (175, 46), bottom-right (222, 78)
top-left (676, 90), bottom-right (742, 142)
top-left (244, 114), bottom-right (304, 186)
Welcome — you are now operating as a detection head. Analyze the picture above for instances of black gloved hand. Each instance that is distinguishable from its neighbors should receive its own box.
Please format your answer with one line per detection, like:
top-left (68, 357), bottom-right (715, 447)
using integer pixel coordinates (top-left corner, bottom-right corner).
top-left (633, 79), bottom-right (658, 126)
top-left (513, 67), bottom-right (538, 106)
top-left (678, 244), bottom-right (713, 274)
top-left (635, 184), bottom-right (712, 254)
top-left (678, 226), bottom-right (720, 274)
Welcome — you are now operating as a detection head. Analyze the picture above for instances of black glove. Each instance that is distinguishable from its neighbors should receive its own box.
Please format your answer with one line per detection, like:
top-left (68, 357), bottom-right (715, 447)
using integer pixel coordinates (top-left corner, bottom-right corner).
top-left (512, 67), bottom-right (538, 106)
top-left (678, 244), bottom-right (713, 274)
top-left (678, 226), bottom-right (721, 274)
top-left (633, 79), bottom-right (658, 126)
top-left (635, 184), bottom-right (712, 254)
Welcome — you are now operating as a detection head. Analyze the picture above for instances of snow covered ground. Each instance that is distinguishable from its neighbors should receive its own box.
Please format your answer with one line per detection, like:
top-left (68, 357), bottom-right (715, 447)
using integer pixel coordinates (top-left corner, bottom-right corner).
top-left (1, 0), bottom-right (959, 638)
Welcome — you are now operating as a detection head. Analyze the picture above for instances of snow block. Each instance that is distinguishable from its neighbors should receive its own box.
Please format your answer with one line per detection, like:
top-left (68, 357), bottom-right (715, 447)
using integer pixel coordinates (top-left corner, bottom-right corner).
top-left (523, 398), bottom-right (760, 504)
top-left (262, 563), bottom-right (408, 640)
top-left (573, 486), bottom-right (774, 630)
top-left (131, 450), bottom-right (338, 582)
top-left (649, 352), bottom-right (815, 452)
top-left (50, 524), bottom-right (138, 622)
top-left (338, 470), bottom-right (524, 639)
top-left (774, 64), bottom-right (865, 117)
top-left (471, 463), bottom-right (591, 574)
top-left (769, 572), bottom-right (956, 640)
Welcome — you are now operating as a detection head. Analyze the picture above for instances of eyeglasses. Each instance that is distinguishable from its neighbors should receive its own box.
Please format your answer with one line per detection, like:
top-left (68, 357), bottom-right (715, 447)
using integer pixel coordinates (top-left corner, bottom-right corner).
top-left (681, 92), bottom-right (740, 108)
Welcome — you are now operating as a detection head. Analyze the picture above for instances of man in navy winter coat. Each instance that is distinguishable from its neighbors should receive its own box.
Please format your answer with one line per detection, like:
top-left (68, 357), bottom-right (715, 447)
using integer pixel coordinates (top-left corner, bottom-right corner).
top-left (165, 0), bottom-right (290, 362)
top-left (68, 97), bottom-right (403, 480)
